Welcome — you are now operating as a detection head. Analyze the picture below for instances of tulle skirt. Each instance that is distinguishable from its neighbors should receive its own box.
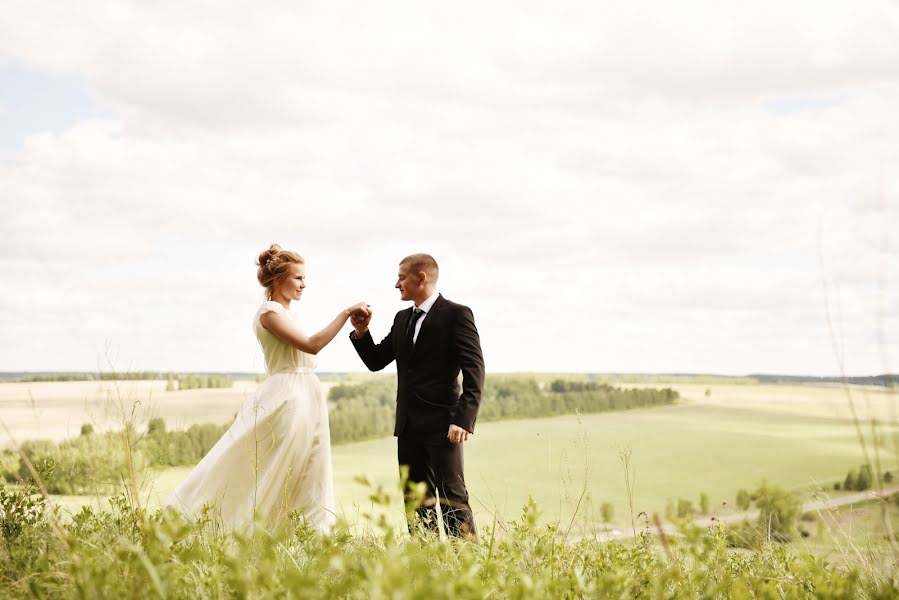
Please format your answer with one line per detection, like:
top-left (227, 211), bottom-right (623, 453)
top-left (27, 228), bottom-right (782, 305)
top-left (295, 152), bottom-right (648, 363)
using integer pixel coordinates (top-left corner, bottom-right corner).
top-left (164, 370), bottom-right (334, 532)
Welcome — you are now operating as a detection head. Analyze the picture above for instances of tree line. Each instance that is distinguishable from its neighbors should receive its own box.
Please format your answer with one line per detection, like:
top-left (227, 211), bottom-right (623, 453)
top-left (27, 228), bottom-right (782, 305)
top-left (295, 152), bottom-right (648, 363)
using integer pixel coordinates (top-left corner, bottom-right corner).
top-left (6, 372), bottom-right (247, 385)
top-left (2, 420), bottom-right (227, 495)
top-left (750, 373), bottom-right (899, 386)
top-left (165, 374), bottom-right (234, 390)
top-left (327, 376), bottom-right (678, 445)
top-left (10, 372), bottom-right (167, 382)
top-left (834, 463), bottom-right (893, 492)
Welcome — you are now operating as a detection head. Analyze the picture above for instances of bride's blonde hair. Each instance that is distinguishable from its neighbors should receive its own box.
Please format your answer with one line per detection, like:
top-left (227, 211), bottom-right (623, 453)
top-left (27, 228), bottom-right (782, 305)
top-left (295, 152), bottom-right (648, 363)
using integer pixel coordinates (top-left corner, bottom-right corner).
top-left (256, 244), bottom-right (304, 299)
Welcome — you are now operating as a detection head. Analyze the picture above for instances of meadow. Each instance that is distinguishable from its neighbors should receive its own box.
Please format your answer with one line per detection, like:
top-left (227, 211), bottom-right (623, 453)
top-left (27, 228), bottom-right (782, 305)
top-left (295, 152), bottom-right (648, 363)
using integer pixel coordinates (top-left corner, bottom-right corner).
top-left (11, 379), bottom-right (894, 532)
top-left (3, 376), bottom-right (898, 597)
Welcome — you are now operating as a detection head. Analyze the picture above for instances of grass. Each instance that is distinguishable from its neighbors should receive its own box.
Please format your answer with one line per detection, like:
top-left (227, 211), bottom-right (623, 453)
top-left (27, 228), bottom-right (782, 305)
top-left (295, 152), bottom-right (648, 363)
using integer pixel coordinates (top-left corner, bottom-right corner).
top-left (779, 496), bottom-right (899, 580)
top-left (8, 486), bottom-right (892, 599)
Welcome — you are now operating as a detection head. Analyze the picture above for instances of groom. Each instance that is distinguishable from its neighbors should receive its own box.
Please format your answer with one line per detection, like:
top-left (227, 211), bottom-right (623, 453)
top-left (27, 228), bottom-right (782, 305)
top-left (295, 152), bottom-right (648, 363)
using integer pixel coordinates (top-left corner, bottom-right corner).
top-left (349, 253), bottom-right (485, 538)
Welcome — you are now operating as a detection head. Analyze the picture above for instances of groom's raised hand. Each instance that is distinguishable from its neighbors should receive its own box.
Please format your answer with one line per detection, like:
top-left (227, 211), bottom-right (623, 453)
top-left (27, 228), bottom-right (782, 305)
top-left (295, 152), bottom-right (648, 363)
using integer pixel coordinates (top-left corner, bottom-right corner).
top-left (351, 305), bottom-right (372, 337)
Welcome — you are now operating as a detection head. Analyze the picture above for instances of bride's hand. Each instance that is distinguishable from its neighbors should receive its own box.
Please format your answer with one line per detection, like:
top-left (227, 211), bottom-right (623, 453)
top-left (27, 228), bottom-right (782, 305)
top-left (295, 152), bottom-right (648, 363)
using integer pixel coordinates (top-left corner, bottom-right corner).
top-left (349, 303), bottom-right (372, 335)
top-left (345, 302), bottom-right (370, 319)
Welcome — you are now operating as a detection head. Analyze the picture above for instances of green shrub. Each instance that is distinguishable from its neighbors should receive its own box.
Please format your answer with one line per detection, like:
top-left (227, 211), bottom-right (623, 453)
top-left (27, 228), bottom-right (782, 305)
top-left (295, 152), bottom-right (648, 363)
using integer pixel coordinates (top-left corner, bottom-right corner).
top-left (147, 417), bottom-right (166, 436)
top-left (600, 501), bottom-right (615, 523)
top-left (676, 498), bottom-right (695, 519)
top-left (0, 451), bottom-right (20, 483)
top-left (754, 480), bottom-right (801, 542)
top-left (842, 464), bottom-right (875, 491)
top-left (844, 469), bottom-right (857, 491)
top-left (855, 464), bottom-right (873, 491)
top-left (727, 481), bottom-right (802, 548)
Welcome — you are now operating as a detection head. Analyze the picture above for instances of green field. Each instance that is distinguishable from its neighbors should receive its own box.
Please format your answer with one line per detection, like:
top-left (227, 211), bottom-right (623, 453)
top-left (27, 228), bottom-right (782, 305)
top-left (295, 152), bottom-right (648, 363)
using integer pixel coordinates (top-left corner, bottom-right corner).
top-left (47, 381), bottom-right (897, 535)
top-left (330, 384), bottom-right (897, 530)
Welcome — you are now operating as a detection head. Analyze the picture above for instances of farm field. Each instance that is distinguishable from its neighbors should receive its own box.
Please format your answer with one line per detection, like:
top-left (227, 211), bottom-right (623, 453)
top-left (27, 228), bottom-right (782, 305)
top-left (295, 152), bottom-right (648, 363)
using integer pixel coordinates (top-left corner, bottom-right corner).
top-left (0, 379), bottom-right (334, 448)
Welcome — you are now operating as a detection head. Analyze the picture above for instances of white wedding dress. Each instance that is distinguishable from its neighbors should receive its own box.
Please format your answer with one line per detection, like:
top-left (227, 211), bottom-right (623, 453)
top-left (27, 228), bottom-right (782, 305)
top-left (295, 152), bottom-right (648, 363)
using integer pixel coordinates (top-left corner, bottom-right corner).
top-left (164, 301), bottom-right (335, 532)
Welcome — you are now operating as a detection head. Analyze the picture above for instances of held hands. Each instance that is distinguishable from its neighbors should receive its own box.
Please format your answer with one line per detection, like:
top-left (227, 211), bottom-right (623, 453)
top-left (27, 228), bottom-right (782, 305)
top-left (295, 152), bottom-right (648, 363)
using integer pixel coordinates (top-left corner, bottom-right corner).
top-left (349, 303), bottom-right (372, 336)
top-left (346, 302), bottom-right (371, 320)
top-left (448, 424), bottom-right (470, 445)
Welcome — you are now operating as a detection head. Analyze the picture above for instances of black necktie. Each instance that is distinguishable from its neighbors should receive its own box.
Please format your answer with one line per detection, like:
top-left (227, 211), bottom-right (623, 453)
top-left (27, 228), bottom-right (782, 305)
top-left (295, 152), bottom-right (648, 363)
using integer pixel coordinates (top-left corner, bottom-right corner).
top-left (406, 307), bottom-right (424, 347)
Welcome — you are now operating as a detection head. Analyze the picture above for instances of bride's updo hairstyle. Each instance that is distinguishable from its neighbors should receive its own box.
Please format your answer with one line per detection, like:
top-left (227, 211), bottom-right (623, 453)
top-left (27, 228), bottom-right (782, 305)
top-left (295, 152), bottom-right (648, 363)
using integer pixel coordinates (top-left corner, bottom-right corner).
top-left (256, 244), bottom-right (304, 299)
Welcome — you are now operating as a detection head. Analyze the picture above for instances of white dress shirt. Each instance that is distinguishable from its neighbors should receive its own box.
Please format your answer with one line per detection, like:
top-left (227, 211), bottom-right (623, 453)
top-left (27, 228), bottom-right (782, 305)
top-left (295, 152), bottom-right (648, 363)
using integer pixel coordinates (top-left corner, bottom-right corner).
top-left (412, 291), bottom-right (440, 345)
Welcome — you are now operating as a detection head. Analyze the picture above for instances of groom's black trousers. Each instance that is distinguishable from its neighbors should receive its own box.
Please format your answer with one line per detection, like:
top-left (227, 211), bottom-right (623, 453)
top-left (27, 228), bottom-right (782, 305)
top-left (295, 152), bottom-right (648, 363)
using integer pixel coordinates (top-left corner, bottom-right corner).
top-left (397, 436), bottom-right (475, 538)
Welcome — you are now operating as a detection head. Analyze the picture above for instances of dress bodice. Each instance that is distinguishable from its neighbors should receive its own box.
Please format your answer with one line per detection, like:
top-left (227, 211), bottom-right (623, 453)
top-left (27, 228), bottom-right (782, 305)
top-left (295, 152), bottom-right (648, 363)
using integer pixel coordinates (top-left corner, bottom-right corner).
top-left (253, 301), bottom-right (317, 374)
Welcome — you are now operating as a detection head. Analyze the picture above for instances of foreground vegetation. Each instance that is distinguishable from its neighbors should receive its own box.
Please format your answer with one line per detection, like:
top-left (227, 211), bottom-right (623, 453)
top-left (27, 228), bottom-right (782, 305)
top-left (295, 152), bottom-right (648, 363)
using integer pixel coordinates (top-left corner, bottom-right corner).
top-left (1, 479), bottom-right (897, 599)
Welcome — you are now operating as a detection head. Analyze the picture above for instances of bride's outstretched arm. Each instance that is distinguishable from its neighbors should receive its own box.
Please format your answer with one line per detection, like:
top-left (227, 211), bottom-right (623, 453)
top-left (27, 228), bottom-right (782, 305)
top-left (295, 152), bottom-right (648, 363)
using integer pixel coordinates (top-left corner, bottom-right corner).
top-left (260, 302), bottom-right (369, 355)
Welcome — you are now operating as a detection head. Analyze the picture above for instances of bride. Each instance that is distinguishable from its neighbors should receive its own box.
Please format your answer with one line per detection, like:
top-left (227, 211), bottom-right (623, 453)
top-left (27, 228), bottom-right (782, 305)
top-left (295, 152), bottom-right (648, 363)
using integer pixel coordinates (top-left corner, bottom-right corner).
top-left (164, 244), bottom-right (369, 532)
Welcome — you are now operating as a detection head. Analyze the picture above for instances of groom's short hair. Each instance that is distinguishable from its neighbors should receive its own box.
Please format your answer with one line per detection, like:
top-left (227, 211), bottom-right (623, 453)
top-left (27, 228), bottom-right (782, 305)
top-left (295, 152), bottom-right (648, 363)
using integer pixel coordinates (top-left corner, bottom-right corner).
top-left (400, 253), bottom-right (439, 282)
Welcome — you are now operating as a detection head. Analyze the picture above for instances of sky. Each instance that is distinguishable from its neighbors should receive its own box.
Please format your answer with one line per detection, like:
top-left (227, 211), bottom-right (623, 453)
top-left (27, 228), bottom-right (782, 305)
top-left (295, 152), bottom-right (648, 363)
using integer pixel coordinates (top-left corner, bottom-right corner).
top-left (1, 0), bottom-right (898, 376)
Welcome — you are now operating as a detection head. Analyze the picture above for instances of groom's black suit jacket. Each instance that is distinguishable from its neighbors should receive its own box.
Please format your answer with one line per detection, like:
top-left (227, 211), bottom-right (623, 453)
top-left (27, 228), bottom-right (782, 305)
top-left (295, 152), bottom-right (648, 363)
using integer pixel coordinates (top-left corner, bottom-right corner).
top-left (350, 294), bottom-right (485, 439)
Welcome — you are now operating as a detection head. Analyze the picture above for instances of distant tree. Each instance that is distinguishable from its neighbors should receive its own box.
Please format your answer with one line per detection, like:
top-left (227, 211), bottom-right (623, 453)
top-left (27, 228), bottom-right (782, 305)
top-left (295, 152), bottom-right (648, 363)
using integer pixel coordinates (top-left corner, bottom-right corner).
top-left (844, 470), bottom-right (857, 491)
top-left (80, 423), bottom-right (94, 437)
top-left (736, 489), bottom-right (751, 511)
top-left (699, 492), bottom-right (710, 514)
top-left (833, 481), bottom-right (841, 490)
top-left (704, 388), bottom-right (711, 397)
top-left (885, 471), bottom-right (894, 483)
top-left (147, 418), bottom-right (166, 436)
top-left (600, 502), bottom-right (615, 523)
top-left (855, 464), bottom-right (872, 491)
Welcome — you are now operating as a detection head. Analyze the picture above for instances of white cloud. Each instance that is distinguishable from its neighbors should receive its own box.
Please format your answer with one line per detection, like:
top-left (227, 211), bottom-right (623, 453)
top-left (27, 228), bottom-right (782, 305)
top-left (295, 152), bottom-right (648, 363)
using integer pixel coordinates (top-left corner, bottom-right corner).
top-left (1, 0), bottom-right (898, 375)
